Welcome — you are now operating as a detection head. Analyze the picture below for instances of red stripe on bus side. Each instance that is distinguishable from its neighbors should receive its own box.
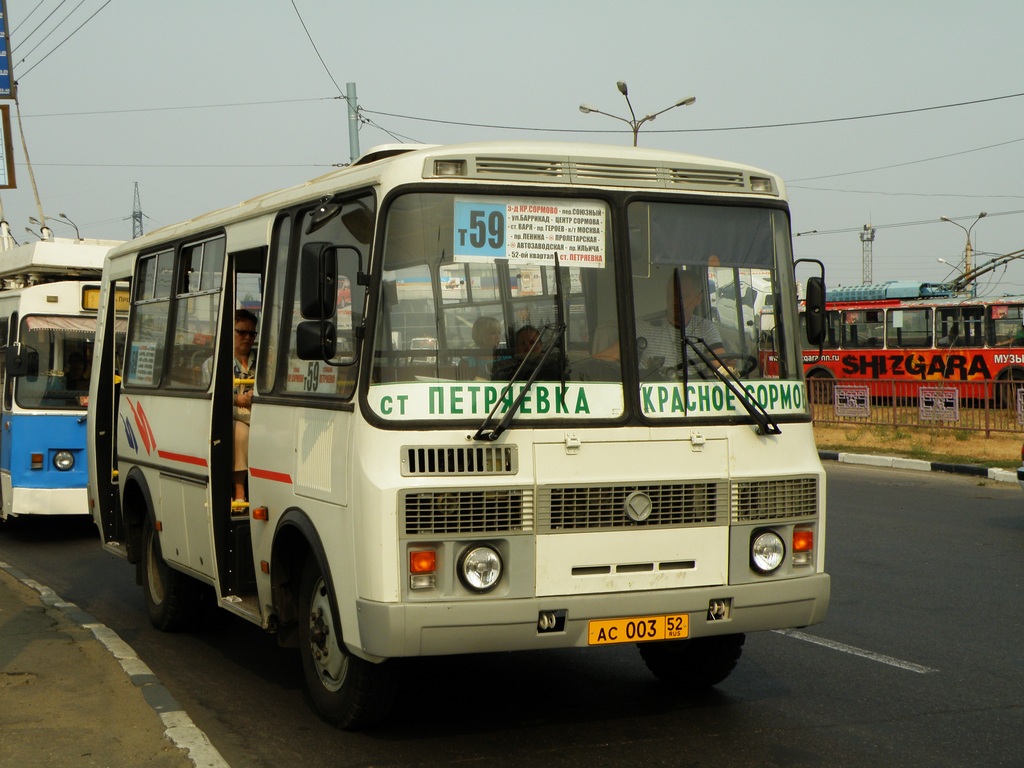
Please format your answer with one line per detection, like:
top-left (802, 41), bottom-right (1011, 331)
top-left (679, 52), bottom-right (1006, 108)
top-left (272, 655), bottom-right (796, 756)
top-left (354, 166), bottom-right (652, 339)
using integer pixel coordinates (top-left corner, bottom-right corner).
top-left (156, 450), bottom-right (208, 468)
top-left (250, 467), bottom-right (293, 485)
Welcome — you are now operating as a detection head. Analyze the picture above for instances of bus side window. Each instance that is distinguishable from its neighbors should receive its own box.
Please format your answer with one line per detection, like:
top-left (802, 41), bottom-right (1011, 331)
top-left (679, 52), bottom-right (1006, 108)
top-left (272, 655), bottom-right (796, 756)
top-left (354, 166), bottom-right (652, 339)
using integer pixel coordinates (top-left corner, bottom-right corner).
top-left (124, 250), bottom-right (173, 387)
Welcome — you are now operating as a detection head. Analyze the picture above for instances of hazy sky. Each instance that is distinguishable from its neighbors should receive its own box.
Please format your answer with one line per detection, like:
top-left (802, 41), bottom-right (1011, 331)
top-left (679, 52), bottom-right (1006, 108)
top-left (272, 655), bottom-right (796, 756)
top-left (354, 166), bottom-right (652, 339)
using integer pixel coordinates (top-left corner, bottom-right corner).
top-left (4, 0), bottom-right (1023, 292)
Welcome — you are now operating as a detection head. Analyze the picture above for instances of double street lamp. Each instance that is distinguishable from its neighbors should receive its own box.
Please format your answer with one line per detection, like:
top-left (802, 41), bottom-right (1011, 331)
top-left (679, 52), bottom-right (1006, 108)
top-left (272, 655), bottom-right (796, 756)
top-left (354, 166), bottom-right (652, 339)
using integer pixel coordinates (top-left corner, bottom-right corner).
top-left (580, 81), bottom-right (696, 146)
top-left (29, 212), bottom-right (81, 240)
top-left (940, 211), bottom-right (987, 296)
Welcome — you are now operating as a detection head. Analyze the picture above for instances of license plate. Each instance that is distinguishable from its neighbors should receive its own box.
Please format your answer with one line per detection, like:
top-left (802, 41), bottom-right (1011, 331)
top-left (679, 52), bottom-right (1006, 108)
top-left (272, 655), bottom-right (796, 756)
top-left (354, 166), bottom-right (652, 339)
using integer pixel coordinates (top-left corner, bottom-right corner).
top-left (588, 613), bottom-right (689, 646)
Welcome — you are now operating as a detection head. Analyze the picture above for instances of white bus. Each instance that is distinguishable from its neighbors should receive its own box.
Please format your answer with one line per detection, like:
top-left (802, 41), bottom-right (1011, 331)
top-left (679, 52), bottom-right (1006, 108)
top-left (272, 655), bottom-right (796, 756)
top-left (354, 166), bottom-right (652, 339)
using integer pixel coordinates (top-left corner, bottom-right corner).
top-left (87, 141), bottom-right (829, 728)
top-left (0, 238), bottom-right (122, 522)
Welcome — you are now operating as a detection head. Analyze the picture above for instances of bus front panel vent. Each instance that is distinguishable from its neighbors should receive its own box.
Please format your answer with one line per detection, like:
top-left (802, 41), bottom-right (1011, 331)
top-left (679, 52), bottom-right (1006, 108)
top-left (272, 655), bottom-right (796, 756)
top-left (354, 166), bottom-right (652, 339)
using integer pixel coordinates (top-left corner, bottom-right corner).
top-left (402, 445), bottom-right (518, 477)
top-left (401, 488), bottom-right (534, 535)
top-left (537, 481), bottom-right (727, 532)
top-left (731, 476), bottom-right (819, 523)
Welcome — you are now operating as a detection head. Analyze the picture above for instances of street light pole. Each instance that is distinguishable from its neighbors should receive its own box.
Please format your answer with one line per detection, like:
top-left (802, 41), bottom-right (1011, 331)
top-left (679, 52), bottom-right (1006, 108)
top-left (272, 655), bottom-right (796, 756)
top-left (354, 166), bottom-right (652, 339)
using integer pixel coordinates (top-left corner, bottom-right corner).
top-left (579, 81), bottom-right (695, 146)
top-left (940, 212), bottom-right (987, 296)
top-left (56, 212), bottom-right (81, 240)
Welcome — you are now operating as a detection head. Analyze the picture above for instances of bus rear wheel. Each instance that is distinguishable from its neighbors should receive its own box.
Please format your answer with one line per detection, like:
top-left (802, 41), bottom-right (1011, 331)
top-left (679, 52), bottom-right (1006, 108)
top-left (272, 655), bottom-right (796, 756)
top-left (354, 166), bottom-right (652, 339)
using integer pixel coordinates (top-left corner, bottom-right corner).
top-left (638, 633), bottom-right (745, 688)
top-left (141, 516), bottom-right (204, 631)
top-left (806, 371), bottom-right (834, 405)
top-left (298, 555), bottom-right (397, 729)
top-left (995, 368), bottom-right (1024, 409)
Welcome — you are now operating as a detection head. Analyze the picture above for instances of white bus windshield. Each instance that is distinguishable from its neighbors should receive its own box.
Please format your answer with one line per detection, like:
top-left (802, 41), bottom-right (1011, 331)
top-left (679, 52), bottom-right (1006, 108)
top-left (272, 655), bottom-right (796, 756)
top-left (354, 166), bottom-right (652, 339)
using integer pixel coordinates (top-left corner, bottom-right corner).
top-left (15, 314), bottom-right (97, 410)
top-left (368, 193), bottom-right (806, 424)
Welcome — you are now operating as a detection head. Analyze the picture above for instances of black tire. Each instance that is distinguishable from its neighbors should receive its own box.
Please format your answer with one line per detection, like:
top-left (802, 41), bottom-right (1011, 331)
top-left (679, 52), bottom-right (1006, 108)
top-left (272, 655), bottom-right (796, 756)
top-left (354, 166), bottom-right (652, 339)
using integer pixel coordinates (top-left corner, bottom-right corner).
top-left (806, 371), bottom-right (834, 405)
top-left (298, 555), bottom-right (397, 729)
top-left (639, 633), bottom-right (745, 688)
top-left (995, 369), bottom-right (1024, 409)
top-left (141, 516), bottom-right (205, 631)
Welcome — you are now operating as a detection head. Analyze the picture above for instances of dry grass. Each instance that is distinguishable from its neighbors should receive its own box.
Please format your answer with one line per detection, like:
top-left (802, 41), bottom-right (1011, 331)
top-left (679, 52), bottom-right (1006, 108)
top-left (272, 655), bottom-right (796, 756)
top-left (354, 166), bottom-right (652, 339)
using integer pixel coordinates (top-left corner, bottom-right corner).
top-left (813, 422), bottom-right (1021, 470)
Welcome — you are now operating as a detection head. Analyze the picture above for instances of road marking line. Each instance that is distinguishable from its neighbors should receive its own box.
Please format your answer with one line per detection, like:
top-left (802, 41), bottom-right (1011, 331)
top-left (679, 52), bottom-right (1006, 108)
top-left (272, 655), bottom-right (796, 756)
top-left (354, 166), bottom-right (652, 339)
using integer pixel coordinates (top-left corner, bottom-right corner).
top-left (774, 629), bottom-right (938, 674)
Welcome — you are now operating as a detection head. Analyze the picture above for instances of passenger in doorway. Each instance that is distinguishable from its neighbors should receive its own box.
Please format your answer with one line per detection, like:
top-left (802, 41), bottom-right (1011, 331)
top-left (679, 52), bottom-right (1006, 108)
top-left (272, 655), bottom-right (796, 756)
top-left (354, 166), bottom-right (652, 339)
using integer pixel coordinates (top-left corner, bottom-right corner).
top-left (232, 309), bottom-right (257, 503)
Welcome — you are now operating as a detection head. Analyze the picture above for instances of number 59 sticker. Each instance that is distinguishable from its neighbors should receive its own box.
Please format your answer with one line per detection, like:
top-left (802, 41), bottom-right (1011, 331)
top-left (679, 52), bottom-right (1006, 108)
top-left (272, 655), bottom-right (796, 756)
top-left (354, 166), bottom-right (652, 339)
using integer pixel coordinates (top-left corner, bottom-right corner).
top-left (454, 201), bottom-right (506, 258)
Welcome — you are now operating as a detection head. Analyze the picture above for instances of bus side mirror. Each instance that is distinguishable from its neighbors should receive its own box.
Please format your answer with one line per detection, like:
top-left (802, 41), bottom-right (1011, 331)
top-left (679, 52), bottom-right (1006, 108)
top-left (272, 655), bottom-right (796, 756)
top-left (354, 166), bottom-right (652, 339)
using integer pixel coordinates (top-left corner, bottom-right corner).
top-left (297, 243), bottom-right (362, 362)
top-left (300, 242), bottom-right (338, 319)
top-left (296, 320), bottom-right (337, 360)
top-left (6, 342), bottom-right (39, 378)
top-left (804, 276), bottom-right (826, 346)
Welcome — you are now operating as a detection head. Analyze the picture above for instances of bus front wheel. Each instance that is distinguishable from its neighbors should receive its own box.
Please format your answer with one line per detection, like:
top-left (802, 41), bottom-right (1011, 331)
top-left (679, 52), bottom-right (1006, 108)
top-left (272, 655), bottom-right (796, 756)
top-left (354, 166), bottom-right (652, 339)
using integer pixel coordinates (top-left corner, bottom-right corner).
top-left (298, 555), bottom-right (397, 729)
top-left (638, 633), bottom-right (745, 688)
top-left (141, 516), bottom-right (204, 631)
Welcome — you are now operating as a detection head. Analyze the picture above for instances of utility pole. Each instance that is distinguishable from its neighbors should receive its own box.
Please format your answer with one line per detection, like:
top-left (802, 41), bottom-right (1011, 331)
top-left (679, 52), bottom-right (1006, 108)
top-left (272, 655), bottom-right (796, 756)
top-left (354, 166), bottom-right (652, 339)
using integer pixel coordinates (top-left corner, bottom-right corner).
top-left (132, 182), bottom-right (144, 238)
top-left (860, 224), bottom-right (875, 284)
top-left (346, 82), bottom-right (360, 163)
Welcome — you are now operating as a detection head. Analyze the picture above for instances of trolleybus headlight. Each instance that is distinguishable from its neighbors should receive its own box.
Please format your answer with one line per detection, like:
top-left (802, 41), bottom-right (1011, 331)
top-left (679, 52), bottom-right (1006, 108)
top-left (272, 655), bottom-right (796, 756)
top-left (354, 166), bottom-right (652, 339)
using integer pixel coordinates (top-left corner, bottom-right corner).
top-left (750, 530), bottom-right (785, 574)
top-left (458, 544), bottom-right (502, 592)
top-left (53, 450), bottom-right (75, 471)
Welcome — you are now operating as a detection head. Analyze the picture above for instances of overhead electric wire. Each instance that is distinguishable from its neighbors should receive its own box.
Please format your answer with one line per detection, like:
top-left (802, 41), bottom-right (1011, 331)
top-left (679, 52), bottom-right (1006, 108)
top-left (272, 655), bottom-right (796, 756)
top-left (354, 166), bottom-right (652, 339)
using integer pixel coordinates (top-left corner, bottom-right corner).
top-left (22, 96), bottom-right (336, 118)
top-left (289, 0), bottom-right (347, 101)
top-left (16, 0), bottom-right (113, 80)
top-left (10, 1), bottom-right (48, 37)
top-left (13, 0), bottom-right (87, 68)
top-left (789, 136), bottom-right (1024, 182)
top-left (360, 91), bottom-right (1024, 136)
top-left (790, 208), bottom-right (1024, 237)
top-left (10, 0), bottom-right (67, 54)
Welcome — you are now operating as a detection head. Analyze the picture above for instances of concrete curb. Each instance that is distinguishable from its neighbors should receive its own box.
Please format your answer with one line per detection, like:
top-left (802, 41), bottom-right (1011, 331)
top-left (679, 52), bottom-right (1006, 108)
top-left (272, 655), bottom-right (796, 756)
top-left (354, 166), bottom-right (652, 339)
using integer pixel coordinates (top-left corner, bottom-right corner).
top-left (0, 561), bottom-right (230, 768)
top-left (819, 451), bottom-right (1018, 484)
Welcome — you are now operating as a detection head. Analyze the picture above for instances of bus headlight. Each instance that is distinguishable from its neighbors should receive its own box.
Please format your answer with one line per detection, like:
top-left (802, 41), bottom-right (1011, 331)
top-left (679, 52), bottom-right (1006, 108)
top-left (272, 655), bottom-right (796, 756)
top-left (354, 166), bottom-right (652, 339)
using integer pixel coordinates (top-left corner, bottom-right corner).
top-left (458, 544), bottom-right (502, 592)
top-left (750, 530), bottom-right (785, 574)
top-left (53, 450), bottom-right (75, 471)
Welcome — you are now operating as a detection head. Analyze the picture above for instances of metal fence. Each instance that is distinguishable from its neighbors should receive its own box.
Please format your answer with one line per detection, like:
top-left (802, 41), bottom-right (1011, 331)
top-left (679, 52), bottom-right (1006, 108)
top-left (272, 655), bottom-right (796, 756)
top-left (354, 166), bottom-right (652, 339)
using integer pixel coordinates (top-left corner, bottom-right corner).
top-left (806, 377), bottom-right (1024, 437)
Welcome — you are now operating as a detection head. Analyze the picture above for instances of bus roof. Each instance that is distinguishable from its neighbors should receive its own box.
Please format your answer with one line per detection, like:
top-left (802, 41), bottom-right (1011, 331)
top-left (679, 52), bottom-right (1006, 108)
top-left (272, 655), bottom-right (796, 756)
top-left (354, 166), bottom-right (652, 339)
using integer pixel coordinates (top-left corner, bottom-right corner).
top-left (108, 140), bottom-right (789, 259)
top-left (0, 238), bottom-right (123, 286)
top-left (826, 281), bottom-right (953, 303)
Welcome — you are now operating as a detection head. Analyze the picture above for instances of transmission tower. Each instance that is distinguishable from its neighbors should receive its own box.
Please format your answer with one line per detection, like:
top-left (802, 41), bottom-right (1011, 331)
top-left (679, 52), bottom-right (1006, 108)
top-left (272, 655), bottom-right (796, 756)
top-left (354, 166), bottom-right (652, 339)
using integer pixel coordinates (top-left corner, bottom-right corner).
top-left (132, 182), bottom-right (144, 238)
top-left (860, 224), bottom-right (875, 284)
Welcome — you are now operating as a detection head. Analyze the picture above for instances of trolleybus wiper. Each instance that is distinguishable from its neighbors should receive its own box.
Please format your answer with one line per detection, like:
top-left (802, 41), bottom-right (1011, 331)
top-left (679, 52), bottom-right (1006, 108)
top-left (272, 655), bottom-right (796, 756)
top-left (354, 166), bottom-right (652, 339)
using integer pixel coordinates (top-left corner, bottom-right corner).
top-left (472, 322), bottom-right (566, 442)
top-left (685, 337), bottom-right (782, 436)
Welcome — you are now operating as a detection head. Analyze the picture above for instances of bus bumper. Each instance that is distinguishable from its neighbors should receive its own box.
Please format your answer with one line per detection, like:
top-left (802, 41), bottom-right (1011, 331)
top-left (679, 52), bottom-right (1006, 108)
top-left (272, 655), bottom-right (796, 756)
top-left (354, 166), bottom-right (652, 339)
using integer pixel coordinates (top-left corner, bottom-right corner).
top-left (353, 573), bottom-right (830, 658)
top-left (2, 487), bottom-right (90, 518)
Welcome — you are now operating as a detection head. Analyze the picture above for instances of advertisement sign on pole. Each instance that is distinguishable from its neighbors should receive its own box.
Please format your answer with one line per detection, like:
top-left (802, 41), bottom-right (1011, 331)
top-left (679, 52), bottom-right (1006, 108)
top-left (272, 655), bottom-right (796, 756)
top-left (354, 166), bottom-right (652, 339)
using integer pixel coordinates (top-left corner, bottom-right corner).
top-left (0, 0), bottom-right (11, 99)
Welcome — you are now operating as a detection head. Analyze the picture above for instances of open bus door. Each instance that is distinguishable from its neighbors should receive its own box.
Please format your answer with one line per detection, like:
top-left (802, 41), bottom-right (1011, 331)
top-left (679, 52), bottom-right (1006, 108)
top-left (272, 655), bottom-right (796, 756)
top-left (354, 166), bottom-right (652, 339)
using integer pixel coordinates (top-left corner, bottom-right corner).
top-left (0, 313), bottom-right (9, 518)
top-left (90, 279), bottom-right (125, 545)
top-left (208, 248), bottom-right (264, 602)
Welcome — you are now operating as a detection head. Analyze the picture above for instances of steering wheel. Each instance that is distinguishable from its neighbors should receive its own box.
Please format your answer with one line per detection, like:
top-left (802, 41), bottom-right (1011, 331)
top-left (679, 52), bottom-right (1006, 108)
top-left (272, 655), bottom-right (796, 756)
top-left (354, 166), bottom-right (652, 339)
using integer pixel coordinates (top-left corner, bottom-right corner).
top-left (572, 355), bottom-right (621, 381)
top-left (720, 353), bottom-right (759, 377)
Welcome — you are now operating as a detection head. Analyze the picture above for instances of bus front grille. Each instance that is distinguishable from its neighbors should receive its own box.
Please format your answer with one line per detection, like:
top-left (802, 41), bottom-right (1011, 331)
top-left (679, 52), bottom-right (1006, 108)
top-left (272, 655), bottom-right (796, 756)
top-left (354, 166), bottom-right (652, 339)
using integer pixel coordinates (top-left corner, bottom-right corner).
top-left (538, 482), bottom-right (728, 532)
top-left (399, 476), bottom-right (819, 536)
top-left (402, 489), bottom-right (534, 535)
top-left (731, 476), bottom-right (819, 522)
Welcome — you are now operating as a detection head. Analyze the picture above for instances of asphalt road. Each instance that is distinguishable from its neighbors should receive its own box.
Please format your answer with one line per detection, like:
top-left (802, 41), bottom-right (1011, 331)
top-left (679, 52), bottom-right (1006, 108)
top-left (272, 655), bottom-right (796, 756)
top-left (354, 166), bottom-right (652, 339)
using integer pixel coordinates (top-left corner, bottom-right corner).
top-left (1, 463), bottom-right (1022, 768)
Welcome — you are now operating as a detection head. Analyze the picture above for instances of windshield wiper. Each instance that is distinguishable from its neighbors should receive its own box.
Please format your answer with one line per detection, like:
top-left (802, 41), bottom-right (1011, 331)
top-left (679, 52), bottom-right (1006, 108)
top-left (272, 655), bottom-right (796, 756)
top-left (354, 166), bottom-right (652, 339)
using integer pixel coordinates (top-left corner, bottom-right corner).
top-left (472, 322), bottom-right (566, 441)
top-left (684, 338), bottom-right (781, 436)
top-left (473, 256), bottom-right (569, 441)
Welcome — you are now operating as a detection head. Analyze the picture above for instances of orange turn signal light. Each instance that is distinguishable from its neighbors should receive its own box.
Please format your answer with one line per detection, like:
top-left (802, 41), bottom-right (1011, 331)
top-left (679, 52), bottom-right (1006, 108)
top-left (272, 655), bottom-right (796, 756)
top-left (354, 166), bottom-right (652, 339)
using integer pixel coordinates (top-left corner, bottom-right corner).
top-left (409, 550), bottom-right (436, 574)
top-left (793, 529), bottom-right (814, 552)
